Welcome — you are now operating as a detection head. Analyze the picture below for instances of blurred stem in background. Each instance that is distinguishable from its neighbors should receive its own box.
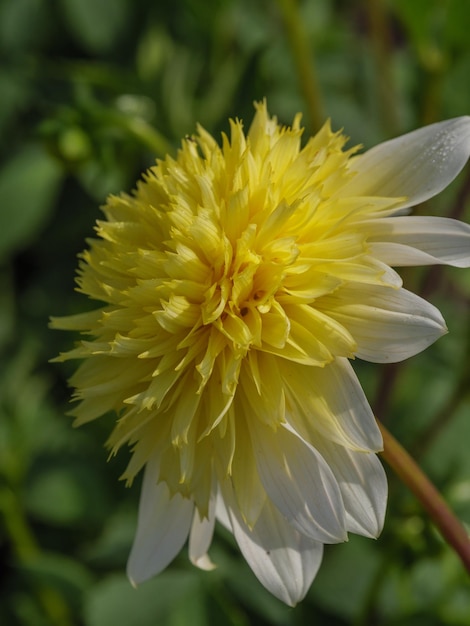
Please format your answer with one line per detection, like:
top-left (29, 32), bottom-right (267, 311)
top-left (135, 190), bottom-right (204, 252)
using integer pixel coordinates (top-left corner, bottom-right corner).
top-left (419, 31), bottom-right (446, 126)
top-left (379, 422), bottom-right (470, 575)
top-left (102, 109), bottom-right (173, 157)
top-left (365, 0), bottom-right (399, 135)
top-left (0, 484), bottom-right (73, 626)
top-left (275, 0), bottom-right (325, 131)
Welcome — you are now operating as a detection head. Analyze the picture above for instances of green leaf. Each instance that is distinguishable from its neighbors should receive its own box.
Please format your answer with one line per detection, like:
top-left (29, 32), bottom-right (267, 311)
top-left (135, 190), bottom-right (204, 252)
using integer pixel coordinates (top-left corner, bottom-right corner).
top-left (83, 571), bottom-right (206, 626)
top-left (393, 0), bottom-right (443, 46)
top-left (0, 145), bottom-right (62, 260)
top-left (26, 461), bottom-right (112, 526)
top-left (442, 585), bottom-right (470, 625)
top-left (18, 551), bottom-right (94, 605)
top-left (0, 0), bottom-right (45, 52)
top-left (409, 558), bottom-right (445, 610)
top-left (0, 268), bottom-right (15, 350)
top-left (442, 53), bottom-right (470, 117)
top-left (311, 536), bottom-right (382, 619)
top-left (83, 507), bottom-right (136, 568)
top-left (0, 70), bottom-right (31, 136)
top-left (444, 2), bottom-right (470, 48)
top-left (59, 0), bottom-right (129, 54)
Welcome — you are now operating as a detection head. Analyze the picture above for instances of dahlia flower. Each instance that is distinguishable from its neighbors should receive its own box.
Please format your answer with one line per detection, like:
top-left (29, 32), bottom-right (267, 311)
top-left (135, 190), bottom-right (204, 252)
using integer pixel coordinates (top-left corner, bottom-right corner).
top-left (51, 102), bottom-right (470, 605)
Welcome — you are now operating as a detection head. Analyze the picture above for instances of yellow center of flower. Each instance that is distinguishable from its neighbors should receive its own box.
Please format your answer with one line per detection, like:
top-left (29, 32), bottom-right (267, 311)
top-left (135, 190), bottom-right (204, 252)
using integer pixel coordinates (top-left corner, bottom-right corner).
top-left (52, 102), bottom-right (401, 514)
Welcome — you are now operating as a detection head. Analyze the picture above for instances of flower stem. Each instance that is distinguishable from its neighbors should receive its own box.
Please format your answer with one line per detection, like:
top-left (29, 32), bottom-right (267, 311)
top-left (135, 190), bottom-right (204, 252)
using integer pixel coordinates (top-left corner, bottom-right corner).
top-left (366, 0), bottom-right (398, 135)
top-left (276, 0), bottom-right (325, 130)
top-left (378, 421), bottom-right (470, 573)
top-left (0, 485), bottom-right (74, 626)
top-left (104, 111), bottom-right (174, 156)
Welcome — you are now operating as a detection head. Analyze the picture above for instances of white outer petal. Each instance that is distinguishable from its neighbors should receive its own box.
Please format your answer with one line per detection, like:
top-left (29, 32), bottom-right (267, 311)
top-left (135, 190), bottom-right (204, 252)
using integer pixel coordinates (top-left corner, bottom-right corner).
top-left (363, 216), bottom-right (470, 267)
top-left (322, 284), bottom-right (447, 363)
top-left (189, 497), bottom-right (217, 571)
top-left (341, 117), bottom-right (470, 210)
top-left (222, 487), bottom-right (324, 607)
top-left (250, 422), bottom-right (347, 543)
top-left (315, 439), bottom-right (387, 538)
top-left (311, 358), bottom-right (383, 451)
top-left (215, 487), bottom-right (232, 531)
top-left (127, 459), bottom-right (194, 585)
top-left (282, 358), bottom-right (382, 452)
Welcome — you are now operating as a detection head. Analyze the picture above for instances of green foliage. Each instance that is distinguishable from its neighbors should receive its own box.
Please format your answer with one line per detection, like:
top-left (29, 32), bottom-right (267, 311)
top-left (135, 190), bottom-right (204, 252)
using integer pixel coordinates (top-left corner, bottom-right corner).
top-left (0, 146), bottom-right (63, 260)
top-left (59, 0), bottom-right (130, 54)
top-left (1, 0), bottom-right (470, 624)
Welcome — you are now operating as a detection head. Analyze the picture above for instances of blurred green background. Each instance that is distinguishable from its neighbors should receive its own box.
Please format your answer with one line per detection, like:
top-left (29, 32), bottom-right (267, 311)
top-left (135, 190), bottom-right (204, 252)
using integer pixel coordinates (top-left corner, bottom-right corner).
top-left (1, 0), bottom-right (470, 624)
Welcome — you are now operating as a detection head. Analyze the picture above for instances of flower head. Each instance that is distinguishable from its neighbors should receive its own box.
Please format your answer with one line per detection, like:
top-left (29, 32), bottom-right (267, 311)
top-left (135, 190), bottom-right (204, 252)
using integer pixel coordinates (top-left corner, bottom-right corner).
top-left (51, 102), bottom-right (470, 605)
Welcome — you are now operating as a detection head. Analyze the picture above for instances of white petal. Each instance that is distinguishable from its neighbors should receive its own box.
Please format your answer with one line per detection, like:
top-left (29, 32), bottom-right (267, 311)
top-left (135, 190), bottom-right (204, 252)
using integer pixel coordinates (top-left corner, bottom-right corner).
top-left (311, 358), bottom-right (383, 451)
top-left (364, 216), bottom-right (470, 267)
top-left (189, 499), bottom-right (216, 571)
top-left (127, 459), bottom-right (194, 585)
top-left (225, 490), bottom-right (324, 607)
top-left (250, 422), bottom-right (347, 543)
top-left (321, 284), bottom-right (447, 363)
top-left (341, 117), bottom-right (470, 210)
top-left (215, 486), bottom-right (232, 532)
top-left (282, 358), bottom-right (382, 452)
top-left (315, 439), bottom-right (387, 538)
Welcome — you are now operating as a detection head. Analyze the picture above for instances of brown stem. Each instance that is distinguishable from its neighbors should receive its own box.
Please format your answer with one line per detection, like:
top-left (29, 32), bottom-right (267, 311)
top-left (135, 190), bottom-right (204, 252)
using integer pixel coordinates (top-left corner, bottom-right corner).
top-left (379, 421), bottom-right (470, 574)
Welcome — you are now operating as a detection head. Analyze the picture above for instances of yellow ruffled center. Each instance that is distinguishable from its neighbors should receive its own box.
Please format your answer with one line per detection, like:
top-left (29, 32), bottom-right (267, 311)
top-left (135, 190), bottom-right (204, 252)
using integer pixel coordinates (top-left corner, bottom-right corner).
top-left (51, 102), bottom-right (400, 514)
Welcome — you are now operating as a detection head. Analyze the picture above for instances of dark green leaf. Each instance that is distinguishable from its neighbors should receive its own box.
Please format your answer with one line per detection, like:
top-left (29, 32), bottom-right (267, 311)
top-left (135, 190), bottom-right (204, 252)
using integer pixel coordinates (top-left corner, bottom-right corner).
top-left (59, 0), bottom-right (129, 54)
top-left (83, 571), bottom-right (205, 626)
top-left (0, 146), bottom-right (62, 260)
